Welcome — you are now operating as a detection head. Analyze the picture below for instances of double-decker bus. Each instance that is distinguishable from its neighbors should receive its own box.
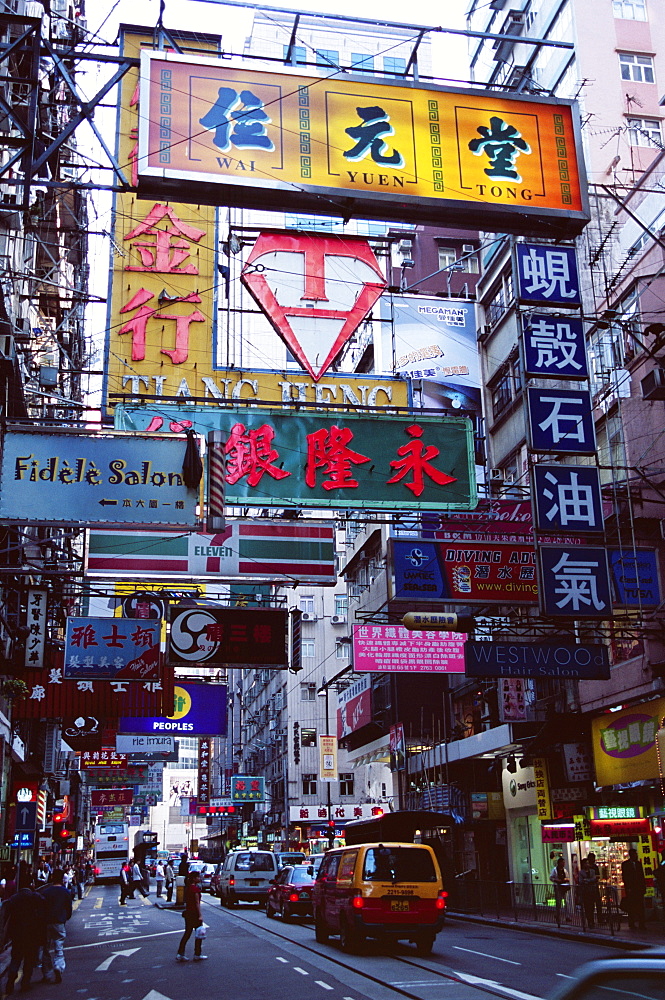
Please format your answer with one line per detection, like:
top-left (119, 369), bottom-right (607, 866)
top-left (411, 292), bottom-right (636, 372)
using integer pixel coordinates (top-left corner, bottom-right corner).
top-left (93, 821), bottom-right (131, 883)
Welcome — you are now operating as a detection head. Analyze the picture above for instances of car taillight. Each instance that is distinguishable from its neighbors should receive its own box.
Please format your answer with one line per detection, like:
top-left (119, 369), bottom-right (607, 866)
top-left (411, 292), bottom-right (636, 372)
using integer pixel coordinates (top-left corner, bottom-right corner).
top-left (436, 891), bottom-right (448, 910)
top-left (289, 893), bottom-right (299, 903)
top-left (352, 894), bottom-right (364, 909)
top-left (229, 876), bottom-right (235, 886)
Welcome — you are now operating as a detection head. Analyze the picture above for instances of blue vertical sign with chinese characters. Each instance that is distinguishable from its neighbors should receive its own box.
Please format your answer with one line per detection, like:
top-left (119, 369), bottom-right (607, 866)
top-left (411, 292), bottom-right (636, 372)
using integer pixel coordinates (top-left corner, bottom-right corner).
top-left (532, 465), bottom-right (604, 535)
top-left (516, 244), bottom-right (581, 308)
top-left (538, 546), bottom-right (612, 619)
top-left (523, 314), bottom-right (588, 380)
top-left (527, 388), bottom-right (596, 455)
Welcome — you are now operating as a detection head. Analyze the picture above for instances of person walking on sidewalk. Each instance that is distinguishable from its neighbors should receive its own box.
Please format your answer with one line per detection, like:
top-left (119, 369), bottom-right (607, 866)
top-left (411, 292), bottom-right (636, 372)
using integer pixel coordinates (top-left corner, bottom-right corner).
top-left (130, 859), bottom-right (149, 899)
top-left (37, 869), bottom-right (72, 985)
top-left (164, 860), bottom-right (175, 903)
top-left (176, 871), bottom-right (207, 963)
top-left (119, 862), bottom-right (132, 904)
top-left (622, 847), bottom-right (646, 930)
top-left (578, 858), bottom-right (599, 929)
top-left (155, 861), bottom-right (165, 898)
top-left (550, 857), bottom-right (572, 924)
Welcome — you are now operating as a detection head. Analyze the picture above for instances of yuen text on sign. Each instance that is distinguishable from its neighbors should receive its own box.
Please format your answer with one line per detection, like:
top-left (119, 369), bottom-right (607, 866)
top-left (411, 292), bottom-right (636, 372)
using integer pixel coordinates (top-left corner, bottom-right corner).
top-left (137, 52), bottom-right (589, 238)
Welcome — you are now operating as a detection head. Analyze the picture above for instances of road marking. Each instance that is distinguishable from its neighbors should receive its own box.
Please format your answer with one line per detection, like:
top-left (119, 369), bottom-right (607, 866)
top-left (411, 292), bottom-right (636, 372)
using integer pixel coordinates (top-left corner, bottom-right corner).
top-left (453, 946), bottom-right (521, 966)
top-left (316, 982), bottom-right (334, 991)
top-left (95, 948), bottom-right (140, 972)
top-left (276, 957), bottom-right (288, 963)
top-left (454, 971), bottom-right (544, 1000)
top-left (65, 930), bottom-right (181, 951)
top-left (294, 968), bottom-right (309, 976)
top-left (94, 898), bottom-right (103, 909)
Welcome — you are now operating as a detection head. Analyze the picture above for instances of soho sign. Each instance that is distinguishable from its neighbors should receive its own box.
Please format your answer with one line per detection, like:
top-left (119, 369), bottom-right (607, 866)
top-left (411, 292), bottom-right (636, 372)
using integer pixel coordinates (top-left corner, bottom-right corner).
top-left (465, 642), bottom-right (610, 679)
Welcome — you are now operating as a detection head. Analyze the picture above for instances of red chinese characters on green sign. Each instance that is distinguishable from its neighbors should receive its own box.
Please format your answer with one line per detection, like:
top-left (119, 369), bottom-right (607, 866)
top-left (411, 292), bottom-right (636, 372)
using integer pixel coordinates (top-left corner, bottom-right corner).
top-left (213, 411), bottom-right (474, 510)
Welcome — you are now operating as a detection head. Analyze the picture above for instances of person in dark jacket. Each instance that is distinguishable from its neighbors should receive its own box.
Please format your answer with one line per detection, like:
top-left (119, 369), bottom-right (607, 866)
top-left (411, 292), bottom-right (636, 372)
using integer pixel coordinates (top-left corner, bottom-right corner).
top-left (119, 862), bottom-right (133, 905)
top-left (621, 847), bottom-right (647, 930)
top-left (37, 869), bottom-right (72, 985)
top-left (2, 880), bottom-right (46, 993)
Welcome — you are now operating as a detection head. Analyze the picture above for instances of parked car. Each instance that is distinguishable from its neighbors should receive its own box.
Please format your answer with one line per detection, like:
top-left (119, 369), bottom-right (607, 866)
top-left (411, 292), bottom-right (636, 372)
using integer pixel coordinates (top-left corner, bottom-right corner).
top-left (312, 842), bottom-right (446, 956)
top-left (265, 865), bottom-right (316, 921)
top-left (218, 849), bottom-right (280, 906)
top-left (551, 951), bottom-right (665, 1000)
top-left (274, 851), bottom-right (307, 869)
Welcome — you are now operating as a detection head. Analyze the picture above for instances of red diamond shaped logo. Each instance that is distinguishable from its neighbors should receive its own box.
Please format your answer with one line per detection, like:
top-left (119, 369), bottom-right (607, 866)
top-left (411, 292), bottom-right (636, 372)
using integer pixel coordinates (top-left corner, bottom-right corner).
top-left (241, 232), bottom-right (386, 381)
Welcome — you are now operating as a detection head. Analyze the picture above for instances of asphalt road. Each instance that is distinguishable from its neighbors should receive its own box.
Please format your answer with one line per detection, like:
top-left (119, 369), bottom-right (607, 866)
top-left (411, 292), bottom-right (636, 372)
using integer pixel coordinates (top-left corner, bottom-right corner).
top-left (43, 884), bottom-right (624, 1000)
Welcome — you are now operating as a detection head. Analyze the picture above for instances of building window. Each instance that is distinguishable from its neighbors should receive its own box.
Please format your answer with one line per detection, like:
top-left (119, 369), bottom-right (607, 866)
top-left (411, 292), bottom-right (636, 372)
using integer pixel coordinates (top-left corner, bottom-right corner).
top-left (336, 640), bottom-right (351, 660)
top-left (383, 56), bottom-right (406, 76)
top-left (334, 595), bottom-right (348, 617)
top-left (302, 639), bottom-right (315, 658)
top-left (613, 0), bottom-right (646, 19)
top-left (619, 53), bottom-right (655, 84)
top-left (460, 244), bottom-right (480, 273)
top-left (316, 48), bottom-right (339, 68)
top-left (302, 773), bottom-right (317, 795)
top-left (351, 53), bottom-right (374, 72)
top-left (300, 683), bottom-right (316, 701)
top-left (300, 595), bottom-right (315, 614)
top-left (283, 44), bottom-right (307, 65)
top-left (626, 117), bottom-right (662, 146)
top-left (490, 357), bottom-right (522, 421)
top-left (300, 728), bottom-right (317, 747)
top-left (437, 247), bottom-right (456, 270)
top-left (339, 772), bottom-right (354, 796)
top-left (485, 272), bottom-right (514, 327)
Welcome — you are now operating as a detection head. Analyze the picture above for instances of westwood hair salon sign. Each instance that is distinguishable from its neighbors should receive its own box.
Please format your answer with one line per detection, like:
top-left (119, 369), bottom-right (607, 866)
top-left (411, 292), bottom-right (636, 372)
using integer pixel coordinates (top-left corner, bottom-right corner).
top-left (465, 641), bottom-right (610, 680)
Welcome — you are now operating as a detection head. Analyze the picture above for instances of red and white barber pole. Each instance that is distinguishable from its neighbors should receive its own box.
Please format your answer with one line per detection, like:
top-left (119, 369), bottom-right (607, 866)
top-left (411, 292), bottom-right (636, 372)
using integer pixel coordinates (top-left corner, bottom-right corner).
top-left (241, 233), bottom-right (386, 381)
top-left (207, 431), bottom-right (225, 532)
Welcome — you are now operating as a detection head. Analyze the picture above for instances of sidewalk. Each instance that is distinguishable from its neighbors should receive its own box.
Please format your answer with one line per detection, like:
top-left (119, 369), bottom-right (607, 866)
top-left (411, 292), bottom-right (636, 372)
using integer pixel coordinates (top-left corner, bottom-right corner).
top-left (447, 906), bottom-right (662, 950)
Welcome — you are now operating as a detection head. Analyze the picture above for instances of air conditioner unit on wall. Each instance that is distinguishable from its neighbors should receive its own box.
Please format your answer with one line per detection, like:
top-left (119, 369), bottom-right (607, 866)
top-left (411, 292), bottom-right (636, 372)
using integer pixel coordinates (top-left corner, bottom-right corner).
top-left (641, 368), bottom-right (665, 400)
top-left (0, 333), bottom-right (15, 360)
top-left (491, 468), bottom-right (504, 480)
top-left (331, 615), bottom-right (347, 625)
top-left (301, 612), bottom-right (317, 622)
top-left (398, 239), bottom-right (413, 252)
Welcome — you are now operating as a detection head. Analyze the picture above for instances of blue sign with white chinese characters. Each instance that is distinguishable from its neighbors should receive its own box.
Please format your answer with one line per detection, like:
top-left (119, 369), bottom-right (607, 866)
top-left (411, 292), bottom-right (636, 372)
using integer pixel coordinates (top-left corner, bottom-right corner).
top-left (528, 388), bottom-right (596, 454)
top-left (609, 549), bottom-right (660, 608)
top-left (532, 465), bottom-right (603, 534)
top-left (538, 546), bottom-right (612, 618)
top-left (64, 617), bottom-right (161, 680)
top-left (516, 243), bottom-right (581, 307)
top-left (523, 314), bottom-right (588, 379)
top-left (11, 832), bottom-right (34, 849)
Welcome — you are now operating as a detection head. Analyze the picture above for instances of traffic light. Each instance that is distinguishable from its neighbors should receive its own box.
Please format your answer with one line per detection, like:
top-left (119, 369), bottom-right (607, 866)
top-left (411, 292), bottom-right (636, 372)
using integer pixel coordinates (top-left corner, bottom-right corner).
top-left (326, 820), bottom-right (336, 847)
top-left (52, 821), bottom-right (73, 847)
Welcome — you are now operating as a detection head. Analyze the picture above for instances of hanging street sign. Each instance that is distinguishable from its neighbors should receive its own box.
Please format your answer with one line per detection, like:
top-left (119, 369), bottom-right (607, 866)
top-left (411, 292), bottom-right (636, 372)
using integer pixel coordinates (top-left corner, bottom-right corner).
top-left (527, 388), bottom-right (596, 455)
top-left (86, 520), bottom-right (337, 583)
top-left (169, 607), bottom-right (287, 667)
top-left (137, 53), bottom-right (589, 237)
top-left (118, 681), bottom-right (227, 737)
top-left (241, 234), bottom-right (386, 382)
top-left (538, 545), bottom-right (612, 619)
top-left (0, 427), bottom-right (201, 529)
top-left (522, 314), bottom-right (588, 379)
top-left (516, 244), bottom-right (582, 307)
top-left (531, 465), bottom-right (604, 534)
top-left (464, 641), bottom-right (610, 679)
top-left (64, 618), bottom-right (162, 680)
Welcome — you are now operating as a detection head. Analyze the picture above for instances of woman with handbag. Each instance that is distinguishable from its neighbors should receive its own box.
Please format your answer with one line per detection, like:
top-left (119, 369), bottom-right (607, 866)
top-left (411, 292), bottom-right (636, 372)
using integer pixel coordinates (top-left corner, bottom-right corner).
top-left (176, 871), bottom-right (207, 963)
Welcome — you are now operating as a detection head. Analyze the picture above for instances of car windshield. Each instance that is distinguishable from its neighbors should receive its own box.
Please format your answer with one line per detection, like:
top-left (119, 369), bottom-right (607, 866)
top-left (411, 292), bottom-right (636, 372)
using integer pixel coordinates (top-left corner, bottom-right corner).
top-left (290, 869), bottom-right (314, 885)
top-left (362, 847), bottom-right (437, 882)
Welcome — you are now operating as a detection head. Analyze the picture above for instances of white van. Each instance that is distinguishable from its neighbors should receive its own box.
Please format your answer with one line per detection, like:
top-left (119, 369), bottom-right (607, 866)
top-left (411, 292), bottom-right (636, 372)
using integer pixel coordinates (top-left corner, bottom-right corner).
top-left (218, 849), bottom-right (279, 906)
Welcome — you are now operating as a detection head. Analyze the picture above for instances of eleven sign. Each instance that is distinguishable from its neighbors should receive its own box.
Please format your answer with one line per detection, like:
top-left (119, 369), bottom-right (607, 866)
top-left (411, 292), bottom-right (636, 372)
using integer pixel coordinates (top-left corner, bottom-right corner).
top-left (241, 234), bottom-right (386, 381)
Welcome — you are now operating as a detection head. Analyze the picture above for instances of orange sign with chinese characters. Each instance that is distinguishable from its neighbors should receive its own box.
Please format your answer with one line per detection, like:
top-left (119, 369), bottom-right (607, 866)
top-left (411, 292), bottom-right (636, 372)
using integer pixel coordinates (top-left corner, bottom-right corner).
top-left (137, 53), bottom-right (589, 237)
top-left (104, 29), bottom-right (219, 412)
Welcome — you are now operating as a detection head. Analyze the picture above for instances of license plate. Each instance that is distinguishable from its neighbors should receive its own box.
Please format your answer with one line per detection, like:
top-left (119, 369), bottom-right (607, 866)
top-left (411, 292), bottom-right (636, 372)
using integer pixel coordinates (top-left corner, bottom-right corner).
top-left (390, 899), bottom-right (410, 912)
top-left (249, 879), bottom-right (261, 886)
top-left (299, 892), bottom-right (310, 899)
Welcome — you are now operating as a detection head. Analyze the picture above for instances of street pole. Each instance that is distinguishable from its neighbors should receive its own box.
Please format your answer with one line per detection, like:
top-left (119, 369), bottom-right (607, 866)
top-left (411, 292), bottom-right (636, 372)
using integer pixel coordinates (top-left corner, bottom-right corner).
top-left (319, 678), bottom-right (334, 849)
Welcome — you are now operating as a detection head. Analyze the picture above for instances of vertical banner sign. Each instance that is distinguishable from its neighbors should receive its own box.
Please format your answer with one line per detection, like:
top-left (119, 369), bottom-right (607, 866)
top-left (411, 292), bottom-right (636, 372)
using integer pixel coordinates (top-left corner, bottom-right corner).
top-left (103, 27), bottom-right (219, 413)
top-left (319, 736), bottom-right (338, 782)
top-left (390, 723), bottom-right (406, 771)
top-left (532, 465), bottom-right (604, 535)
top-left (25, 588), bottom-right (48, 668)
top-left (515, 244), bottom-right (582, 308)
top-left (207, 431), bottom-right (225, 532)
top-left (533, 757), bottom-right (552, 821)
top-left (198, 737), bottom-right (211, 805)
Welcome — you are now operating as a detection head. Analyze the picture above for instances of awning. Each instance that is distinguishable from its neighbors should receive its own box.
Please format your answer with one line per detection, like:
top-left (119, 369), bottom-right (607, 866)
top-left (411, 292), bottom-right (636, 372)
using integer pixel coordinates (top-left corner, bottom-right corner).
top-left (347, 734), bottom-right (391, 768)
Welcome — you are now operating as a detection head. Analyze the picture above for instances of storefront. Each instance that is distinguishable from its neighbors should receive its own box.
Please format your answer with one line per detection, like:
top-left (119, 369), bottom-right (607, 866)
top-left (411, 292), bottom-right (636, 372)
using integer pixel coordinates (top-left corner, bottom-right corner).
top-left (503, 760), bottom-right (551, 891)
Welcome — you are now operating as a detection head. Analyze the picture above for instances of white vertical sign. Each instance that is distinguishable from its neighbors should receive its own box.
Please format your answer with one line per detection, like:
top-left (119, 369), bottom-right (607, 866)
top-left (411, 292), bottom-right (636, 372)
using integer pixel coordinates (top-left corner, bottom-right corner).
top-left (25, 588), bottom-right (47, 668)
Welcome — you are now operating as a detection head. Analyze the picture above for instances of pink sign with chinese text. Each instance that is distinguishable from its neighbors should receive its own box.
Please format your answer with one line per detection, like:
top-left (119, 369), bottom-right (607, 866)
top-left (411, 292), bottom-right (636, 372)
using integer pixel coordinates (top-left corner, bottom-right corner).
top-left (353, 624), bottom-right (466, 673)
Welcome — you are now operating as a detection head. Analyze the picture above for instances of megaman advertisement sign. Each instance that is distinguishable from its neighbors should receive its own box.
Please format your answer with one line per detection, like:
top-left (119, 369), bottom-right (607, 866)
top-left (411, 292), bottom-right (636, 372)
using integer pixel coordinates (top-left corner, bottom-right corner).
top-left (137, 52), bottom-right (589, 237)
top-left (116, 407), bottom-right (476, 510)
